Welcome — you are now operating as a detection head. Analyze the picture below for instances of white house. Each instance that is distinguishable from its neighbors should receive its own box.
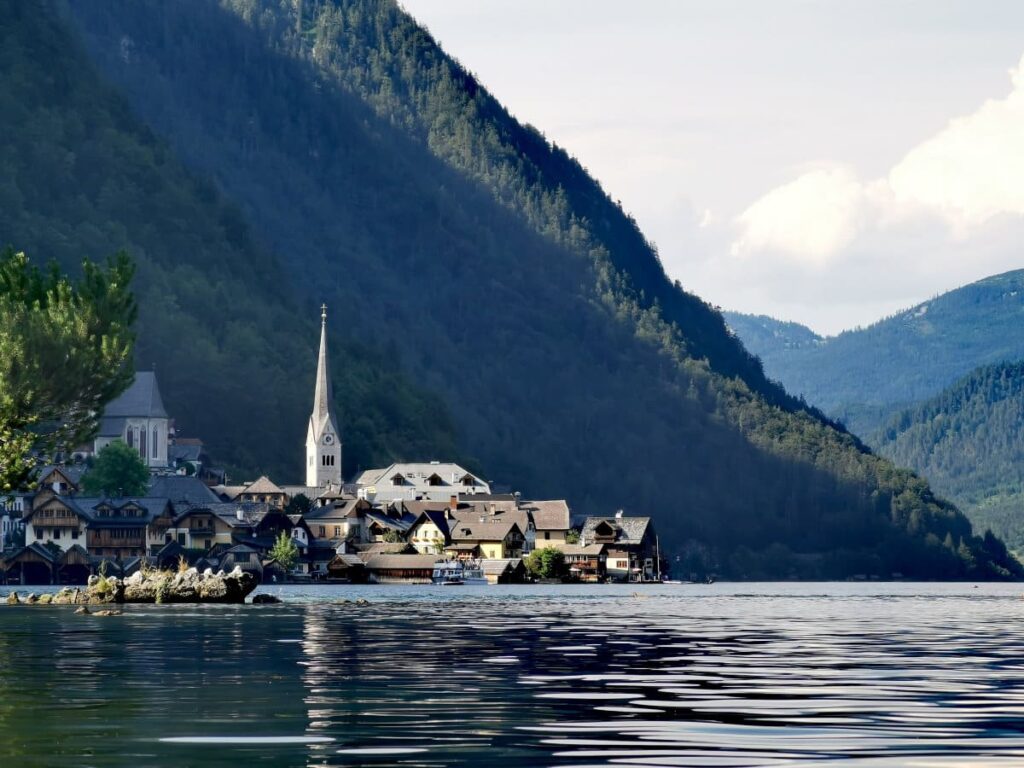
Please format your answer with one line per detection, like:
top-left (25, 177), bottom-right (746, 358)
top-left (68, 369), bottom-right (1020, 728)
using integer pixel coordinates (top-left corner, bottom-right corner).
top-left (352, 462), bottom-right (490, 502)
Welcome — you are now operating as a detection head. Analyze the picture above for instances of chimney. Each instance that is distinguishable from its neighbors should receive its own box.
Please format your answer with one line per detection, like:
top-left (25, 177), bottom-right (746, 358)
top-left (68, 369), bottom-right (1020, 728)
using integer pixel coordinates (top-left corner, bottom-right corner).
top-left (615, 509), bottom-right (624, 520)
top-left (489, 502), bottom-right (496, 515)
top-left (236, 508), bottom-right (245, 521)
top-left (450, 494), bottom-right (458, 509)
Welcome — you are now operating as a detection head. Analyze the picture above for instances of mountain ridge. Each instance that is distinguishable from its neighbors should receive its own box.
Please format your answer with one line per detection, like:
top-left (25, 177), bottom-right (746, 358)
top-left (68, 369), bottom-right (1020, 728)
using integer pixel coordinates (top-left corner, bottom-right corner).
top-left (726, 269), bottom-right (1024, 435)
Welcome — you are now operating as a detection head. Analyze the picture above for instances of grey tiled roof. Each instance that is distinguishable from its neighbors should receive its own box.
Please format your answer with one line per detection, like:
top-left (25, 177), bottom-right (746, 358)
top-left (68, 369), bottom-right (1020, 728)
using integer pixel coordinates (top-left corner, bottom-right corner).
top-left (448, 520), bottom-right (521, 542)
top-left (148, 476), bottom-right (219, 506)
top-left (527, 500), bottom-right (571, 531)
top-left (103, 372), bottom-right (168, 419)
top-left (581, 516), bottom-right (652, 545)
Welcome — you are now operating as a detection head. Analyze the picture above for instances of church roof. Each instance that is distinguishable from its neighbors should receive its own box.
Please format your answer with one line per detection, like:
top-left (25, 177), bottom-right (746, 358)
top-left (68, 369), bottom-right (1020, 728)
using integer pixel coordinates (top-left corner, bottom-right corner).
top-left (103, 372), bottom-right (168, 419)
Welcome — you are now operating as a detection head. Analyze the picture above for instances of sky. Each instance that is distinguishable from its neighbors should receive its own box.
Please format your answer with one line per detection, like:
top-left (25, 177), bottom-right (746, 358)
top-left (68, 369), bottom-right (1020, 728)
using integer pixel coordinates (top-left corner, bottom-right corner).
top-left (399, 0), bottom-right (1024, 335)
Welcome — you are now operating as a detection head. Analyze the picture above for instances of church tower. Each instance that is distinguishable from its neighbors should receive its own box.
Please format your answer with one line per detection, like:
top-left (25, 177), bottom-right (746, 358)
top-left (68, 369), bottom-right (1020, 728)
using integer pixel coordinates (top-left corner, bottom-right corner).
top-left (306, 304), bottom-right (343, 488)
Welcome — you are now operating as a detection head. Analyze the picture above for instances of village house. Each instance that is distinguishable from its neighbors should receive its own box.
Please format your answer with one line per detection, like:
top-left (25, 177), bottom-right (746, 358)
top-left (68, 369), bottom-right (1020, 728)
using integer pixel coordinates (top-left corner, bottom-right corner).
top-left (303, 498), bottom-right (371, 546)
top-left (561, 544), bottom-right (607, 582)
top-left (446, 519), bottom-right (525, 560)
top-left (522, 499), bottom-right (572, 550)
top-left (580, 512), bottom-right (660, 582)
top-left (353, 462), bottom-right (490, 502)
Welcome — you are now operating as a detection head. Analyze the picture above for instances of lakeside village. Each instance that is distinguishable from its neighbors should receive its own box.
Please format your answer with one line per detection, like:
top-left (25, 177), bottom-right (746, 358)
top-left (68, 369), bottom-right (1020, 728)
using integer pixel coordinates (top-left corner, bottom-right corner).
top-left (0, 309), bottom-right (667, 587)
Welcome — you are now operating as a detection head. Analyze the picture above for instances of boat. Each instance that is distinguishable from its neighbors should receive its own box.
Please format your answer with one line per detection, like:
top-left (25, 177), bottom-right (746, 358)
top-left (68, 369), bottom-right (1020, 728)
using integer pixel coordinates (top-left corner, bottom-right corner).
top-left (461, 563), bottom-right (488, 586)
top-left (432, 561), bottom-right (464, 585)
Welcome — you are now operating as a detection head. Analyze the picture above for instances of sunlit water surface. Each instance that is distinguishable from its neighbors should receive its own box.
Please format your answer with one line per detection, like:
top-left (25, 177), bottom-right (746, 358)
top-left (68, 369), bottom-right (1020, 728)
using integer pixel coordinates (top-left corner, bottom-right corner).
top-left (2, 582), bottom-right (1024, 766)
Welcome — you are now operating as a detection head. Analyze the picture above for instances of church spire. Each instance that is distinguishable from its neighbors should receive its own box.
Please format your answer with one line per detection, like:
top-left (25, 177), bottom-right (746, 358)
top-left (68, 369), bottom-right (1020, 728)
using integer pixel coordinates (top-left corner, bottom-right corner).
top-left (306, 304), bottom-right (342, 488)
top-left (312, 303), bottom-right (335, 433)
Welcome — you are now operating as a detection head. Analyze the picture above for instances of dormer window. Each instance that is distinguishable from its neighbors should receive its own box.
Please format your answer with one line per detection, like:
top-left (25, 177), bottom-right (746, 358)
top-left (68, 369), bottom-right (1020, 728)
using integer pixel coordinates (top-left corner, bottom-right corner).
top-left (427, 473), bottom-right (444, 486)
top-left (391, 473), bottom-right (405, 486)
top-left (460, 474), bottom-right (476, 486)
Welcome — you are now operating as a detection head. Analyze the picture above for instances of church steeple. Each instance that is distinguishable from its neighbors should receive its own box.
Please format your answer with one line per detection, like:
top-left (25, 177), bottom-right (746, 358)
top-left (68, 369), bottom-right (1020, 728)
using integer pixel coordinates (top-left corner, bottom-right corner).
top-left (306, 304), bottom-right (342, 488)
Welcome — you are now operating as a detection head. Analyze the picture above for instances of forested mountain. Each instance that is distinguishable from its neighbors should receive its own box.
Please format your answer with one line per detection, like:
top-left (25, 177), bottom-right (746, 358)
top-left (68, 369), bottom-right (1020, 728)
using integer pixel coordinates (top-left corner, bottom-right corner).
top-left (0, 2), bottom-right (458, 476)
top-left (4, 0), bottom-right (1017, 577)
top-left (726, 271), bottom-right (1024, 436)
top-left (877, 362), bottom-right (1024, 554)
top-left (723, 313), bottom-right (823, 359)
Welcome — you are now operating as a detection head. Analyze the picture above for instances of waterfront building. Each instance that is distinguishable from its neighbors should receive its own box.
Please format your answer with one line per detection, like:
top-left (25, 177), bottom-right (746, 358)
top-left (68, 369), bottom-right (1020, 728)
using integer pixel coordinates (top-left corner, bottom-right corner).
top-left (364, 553), bottom-right (438, 584)
top-left (446, 520), bottom-right (525, 560)
top-left (524, 500), bottom-right (572, 549)
top-left (561, 544), bottom-right (607, 582)
top-left (580, 512), bottom-right (659, 581)
top-left (23, 493), bottom-right (174, 559)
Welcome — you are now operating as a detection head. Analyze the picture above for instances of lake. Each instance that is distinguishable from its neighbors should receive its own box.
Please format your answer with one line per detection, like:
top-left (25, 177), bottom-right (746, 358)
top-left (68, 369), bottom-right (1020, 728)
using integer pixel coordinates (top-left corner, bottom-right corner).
top-left (2, 582), bottom-right (1024, 766)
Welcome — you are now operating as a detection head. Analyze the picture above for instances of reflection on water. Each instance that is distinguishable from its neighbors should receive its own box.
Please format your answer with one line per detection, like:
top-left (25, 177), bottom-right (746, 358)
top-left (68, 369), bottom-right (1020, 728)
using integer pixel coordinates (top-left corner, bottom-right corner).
top-left (2, 583), bottom-right (1024, 766)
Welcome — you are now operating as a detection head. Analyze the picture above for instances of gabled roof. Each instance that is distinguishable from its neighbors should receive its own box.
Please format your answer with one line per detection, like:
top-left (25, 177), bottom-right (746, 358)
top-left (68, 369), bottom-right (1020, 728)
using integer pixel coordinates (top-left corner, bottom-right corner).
top-left (527, 500), bottom-right (571, 531)
top-left (102, 371), bottom-right (168, 419)
top-left (448, 520), bottom-right (521, 542)
top-left (353, 463), bottom-right (488, 489)
top-left (240, 476), bottom-right (285, 496)
top-left (582, 516), bottom-right (652, 545)
top-left (76, 496), bottom-right (172, 526)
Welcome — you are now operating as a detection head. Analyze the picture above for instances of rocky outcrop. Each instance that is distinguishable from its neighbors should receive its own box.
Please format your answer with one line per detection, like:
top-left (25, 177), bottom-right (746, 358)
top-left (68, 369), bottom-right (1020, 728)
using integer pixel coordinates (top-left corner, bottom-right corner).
top-left (4, 566), bottom-right (258, 606)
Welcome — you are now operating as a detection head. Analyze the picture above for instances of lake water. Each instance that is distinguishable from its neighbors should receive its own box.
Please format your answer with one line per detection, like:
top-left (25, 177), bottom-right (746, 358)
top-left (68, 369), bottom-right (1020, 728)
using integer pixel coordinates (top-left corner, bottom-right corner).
top-left (2, 582), bottom-right (1024, 766)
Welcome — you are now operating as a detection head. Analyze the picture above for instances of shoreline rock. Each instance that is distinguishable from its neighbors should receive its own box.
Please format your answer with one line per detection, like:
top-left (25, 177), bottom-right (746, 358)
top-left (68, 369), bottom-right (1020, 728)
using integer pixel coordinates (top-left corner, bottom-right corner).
top-left (4, 566), bottom-right (258, 605)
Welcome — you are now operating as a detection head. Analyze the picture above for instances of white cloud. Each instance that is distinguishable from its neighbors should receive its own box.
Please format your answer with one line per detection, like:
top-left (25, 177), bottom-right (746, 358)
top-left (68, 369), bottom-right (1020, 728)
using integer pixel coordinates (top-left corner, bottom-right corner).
top-left (730, 166), bottom-right (867, 264)
top-left (732, 53), bottom-right (1024, 261)
top-left (888, 55), bottom-right (1024, 231)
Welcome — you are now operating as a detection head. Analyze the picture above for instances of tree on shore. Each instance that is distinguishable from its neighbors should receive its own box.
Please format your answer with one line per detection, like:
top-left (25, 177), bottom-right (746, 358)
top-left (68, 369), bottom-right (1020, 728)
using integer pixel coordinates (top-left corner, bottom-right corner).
top-left (270, 531), bottom-right (299, 573)
top-left (81, 440), bottom-right (149, 497)
top-left (0, 248), bottom-right (136, 492)
top-left (526, 547), bottom-right (566, 580)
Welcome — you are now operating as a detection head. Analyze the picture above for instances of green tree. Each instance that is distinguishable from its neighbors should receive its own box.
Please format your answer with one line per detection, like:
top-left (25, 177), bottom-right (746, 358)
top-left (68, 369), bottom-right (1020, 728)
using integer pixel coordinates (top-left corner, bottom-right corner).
top-left (270, 530), bottom-right (299, 573)
top-left (284, 493), bottom-right (312, 515)
top-left (81, 440), bottom-right (149, 497)
top-left (526, 546), bottom-right (566, 580)
top-left (0, 248), bottom-right (136, 492)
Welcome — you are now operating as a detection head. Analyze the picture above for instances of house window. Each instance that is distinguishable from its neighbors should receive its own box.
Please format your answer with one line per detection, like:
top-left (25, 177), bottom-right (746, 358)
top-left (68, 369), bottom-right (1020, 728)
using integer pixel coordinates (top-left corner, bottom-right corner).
top-left (544, 531), bottom-right (550, 540)
top-left (152, 428), bottom-right (159, 459)
top-left (53, 528), bottom-right (60, 540)
top-left (126, 429), bottom-right (134, 448)
top-left (334, 526), bottom-right (341, 537)
top-left (319, 526), bottom-right (326, 537)
top-left (71, 529), bottom-right (79, 539)
top-left (35, 528), bottom-right (42, 540)
top-left (140, 428), bottom-right (147, 460)
top-left (177, 533), bottom-right (186, 546)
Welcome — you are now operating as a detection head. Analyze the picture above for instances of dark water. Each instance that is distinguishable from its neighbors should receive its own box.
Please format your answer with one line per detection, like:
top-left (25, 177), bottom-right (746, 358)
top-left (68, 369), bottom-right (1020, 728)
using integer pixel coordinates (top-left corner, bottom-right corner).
top-left (2, 583), bottom-right (1024, 767)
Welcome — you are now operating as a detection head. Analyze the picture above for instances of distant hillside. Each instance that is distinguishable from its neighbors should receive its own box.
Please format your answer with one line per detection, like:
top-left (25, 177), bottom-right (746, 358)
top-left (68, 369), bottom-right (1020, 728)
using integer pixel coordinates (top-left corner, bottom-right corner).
top-left (877, 361), bottom-right (1024, 553)
top-left (723, 313), bottom-right (822, 360)
top-left (726, 271), bottom-right (1024, 435)
top-left (2, 0), bottom-right (1015, 577)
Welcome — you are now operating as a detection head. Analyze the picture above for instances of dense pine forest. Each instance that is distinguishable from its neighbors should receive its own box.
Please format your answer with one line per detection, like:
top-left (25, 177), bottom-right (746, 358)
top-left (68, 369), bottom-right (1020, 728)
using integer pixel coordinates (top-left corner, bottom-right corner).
top-left (1, 0), bottom-right (1015, 577)
top-left (726, 270), bottom-right (1024, 436)
top-left (877, 361), bottom-right (1024, 554)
